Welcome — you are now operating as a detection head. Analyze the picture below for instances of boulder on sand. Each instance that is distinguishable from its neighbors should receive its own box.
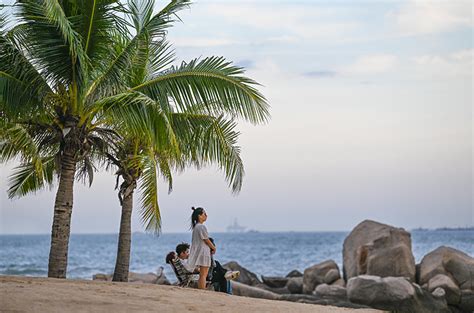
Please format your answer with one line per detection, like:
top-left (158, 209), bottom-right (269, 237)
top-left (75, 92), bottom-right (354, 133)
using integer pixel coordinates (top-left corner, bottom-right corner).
top-left (418, 246), bottom-right (474, 291)
top-left (303, 260), bottom-right (340, 294)
top-left (314, 283), bottom-right (347, 299)
top-left (223, 261), bottom-right (261, 286)
top-left (261, 276), bottom-right (288, 288)
top-left (92, 267), bottom-right (170, 285)
top-left (427, 274), bottom-right (461, 305)
top-left (231, 281), bottom-right (281, 300)
top-left (343, 220), bottom-right (416, 282)
top-left (347, 275), bottom-right (450, 313)
top-left (286, 276), bottom-right (303, 294)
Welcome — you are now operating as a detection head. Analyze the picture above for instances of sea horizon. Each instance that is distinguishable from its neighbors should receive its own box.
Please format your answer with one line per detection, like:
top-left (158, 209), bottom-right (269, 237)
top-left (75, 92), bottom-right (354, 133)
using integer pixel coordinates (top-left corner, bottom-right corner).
top-left (1, 226), bottom-right (473, 236)
top-left (2, 230), bottom-right (472, 280)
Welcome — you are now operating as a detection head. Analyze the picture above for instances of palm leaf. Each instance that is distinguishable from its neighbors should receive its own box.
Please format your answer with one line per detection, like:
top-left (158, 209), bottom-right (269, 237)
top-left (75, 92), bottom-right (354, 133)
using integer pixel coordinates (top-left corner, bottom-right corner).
top-left (8, 156), bottom-right (56, 198)
top-left (85, 0), bottom-right (189, 101)
top-left (12, 1), bottom-right (85, 89)
top-left (131, 56), bottom-right (270, 124)
top-left (138, 153), bottom-right (161, 234)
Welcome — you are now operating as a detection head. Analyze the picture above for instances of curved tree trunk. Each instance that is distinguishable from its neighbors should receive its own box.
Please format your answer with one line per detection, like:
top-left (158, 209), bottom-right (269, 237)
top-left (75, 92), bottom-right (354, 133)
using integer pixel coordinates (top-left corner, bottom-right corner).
top-left (112, 186), bottom-right (135, 282)
top-left (48, 150), bottom-right (76, 278)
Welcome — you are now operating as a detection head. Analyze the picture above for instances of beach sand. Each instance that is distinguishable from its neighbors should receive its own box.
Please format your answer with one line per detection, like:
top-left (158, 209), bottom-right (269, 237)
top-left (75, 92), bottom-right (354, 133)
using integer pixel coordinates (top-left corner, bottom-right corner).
top-left (0, 275), bottom-right (386, 313)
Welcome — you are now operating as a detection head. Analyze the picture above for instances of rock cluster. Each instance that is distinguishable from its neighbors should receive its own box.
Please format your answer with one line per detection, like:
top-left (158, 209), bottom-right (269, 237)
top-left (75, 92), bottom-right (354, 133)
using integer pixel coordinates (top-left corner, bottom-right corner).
top-left (341, 220), bottom-right (473, 313)
top-left (92, 220), bottom-right (472, 313)
top-left (226, 220), bottom-right (473, 313)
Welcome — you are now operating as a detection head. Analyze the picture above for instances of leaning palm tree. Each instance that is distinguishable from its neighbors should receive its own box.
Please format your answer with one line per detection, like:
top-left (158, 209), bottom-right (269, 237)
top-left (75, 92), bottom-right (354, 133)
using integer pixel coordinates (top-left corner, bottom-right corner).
top-left (0, 0), bottom-right (269, 279)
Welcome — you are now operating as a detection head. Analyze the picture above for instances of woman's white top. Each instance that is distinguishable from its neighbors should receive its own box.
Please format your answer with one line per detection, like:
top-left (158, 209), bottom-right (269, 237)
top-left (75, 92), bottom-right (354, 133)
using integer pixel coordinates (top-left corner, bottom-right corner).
top-left (188, 223), bottom-right (211, 268)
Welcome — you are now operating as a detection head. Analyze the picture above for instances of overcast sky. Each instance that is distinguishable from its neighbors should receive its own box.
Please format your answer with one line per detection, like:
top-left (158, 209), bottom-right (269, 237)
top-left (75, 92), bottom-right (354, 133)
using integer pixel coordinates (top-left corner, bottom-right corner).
top-left (1, 0), bottom-right (472, 234)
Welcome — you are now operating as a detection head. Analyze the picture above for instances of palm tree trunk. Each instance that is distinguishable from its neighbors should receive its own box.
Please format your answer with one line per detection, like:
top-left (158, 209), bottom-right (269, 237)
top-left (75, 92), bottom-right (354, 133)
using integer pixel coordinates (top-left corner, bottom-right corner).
top-left (112, 186), bottom-right (135, 282)
top-left (48, 150), bottom-right (76, 278)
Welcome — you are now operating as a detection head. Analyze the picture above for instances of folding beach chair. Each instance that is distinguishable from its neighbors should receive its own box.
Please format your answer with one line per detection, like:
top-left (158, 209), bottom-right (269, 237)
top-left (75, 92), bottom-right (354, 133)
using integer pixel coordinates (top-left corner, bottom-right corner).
top-left (169, 257), bottom-right (198, 288)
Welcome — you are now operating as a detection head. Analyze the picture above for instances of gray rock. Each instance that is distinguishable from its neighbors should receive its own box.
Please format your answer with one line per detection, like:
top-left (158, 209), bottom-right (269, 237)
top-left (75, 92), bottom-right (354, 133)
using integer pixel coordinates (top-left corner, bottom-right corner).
top-left (92, 273), bottom-right (109, 281)
top-left (223, 261), bottom-right (261, 286)
top-left (331, 278), bottom-right (346, 287)
top-left (155, 266), bottom-right (171, 285)
top-left (324, 269), bottom-right (340, 284)
top-left (285, 276), bottom-right (303, 294)
top-left (261, 275), bottom-right (288, 288)
top-left (459, 289), bottom-right (474, 312)
top-left (92, 268), bottom-right (170, 285)
top-left (428, 274), bottom-right (461, 305)
top-left (259, 284), bottom-right (290, 295)
top-left (314, 283), bottom-right (347, 299)
top-left (295, 298), bottom-right (374, 309)
top-left (347, 275), bottom-right (450, 313)
top-left (286, 270), bottom-right (303, 278)
top-left (343, 220), bottom-right (416, 282)
top-left (303, 260), bottom-right (339, 294)
top-left (432, 287), bottom-right (446, 298)
top-left (418, 246), bottom-right (474, 291)
top-left (231, 281), bottom-right (281, 300)
top-left (279, 294), bottom-right (320, 302)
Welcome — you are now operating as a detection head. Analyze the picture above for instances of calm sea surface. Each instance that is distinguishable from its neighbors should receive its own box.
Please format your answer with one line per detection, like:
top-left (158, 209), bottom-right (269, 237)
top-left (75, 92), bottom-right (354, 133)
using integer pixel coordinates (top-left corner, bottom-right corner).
top-left (1, 231), bottom-right (472, 281)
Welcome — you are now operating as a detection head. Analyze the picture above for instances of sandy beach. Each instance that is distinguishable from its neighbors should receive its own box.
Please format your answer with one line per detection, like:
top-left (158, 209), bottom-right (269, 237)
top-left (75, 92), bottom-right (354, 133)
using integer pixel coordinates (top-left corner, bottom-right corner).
top-left (0, 276), bottom-right (386, 313)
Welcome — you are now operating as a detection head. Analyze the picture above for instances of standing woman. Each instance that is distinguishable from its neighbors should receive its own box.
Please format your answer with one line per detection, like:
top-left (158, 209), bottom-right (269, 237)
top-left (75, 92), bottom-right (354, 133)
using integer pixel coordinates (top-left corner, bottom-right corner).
top-left (188, 207), bottom-right (216, 289)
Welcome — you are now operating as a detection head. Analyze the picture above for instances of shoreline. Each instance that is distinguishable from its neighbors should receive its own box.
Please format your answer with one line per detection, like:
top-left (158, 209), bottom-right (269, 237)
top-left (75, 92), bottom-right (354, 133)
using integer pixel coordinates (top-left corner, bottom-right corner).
top-left (0, 275), bottom-right (385, 313)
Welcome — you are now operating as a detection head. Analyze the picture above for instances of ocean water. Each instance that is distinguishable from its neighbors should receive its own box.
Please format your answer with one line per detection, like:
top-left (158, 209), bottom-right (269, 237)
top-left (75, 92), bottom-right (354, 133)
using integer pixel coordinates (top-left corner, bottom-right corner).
top-left (0, 231), bottom-right (472, 281)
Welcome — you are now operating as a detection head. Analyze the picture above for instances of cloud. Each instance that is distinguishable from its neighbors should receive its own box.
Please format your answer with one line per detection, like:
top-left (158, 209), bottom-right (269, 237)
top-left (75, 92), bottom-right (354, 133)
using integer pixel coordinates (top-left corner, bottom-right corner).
top-left (389, 0), bottom-right (473, 35)
top-left (343, 54), bottom-right (398, 75)
top-left (205, 3), bottom-right (360, 43)
top-left (413, 49), bottom-right (473, 77)
top-left (171, 37), bottom-right (239, 48)
top-left (235, 59), bottom-right (256, 69)
top-left (303, 70), bottom-right (337, 78)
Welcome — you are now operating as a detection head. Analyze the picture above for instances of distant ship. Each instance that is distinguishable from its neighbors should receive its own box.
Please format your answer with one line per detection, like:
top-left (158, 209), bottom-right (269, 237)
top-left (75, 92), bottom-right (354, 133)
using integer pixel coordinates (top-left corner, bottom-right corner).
top-left (226, 219), bottom-right (247, 233)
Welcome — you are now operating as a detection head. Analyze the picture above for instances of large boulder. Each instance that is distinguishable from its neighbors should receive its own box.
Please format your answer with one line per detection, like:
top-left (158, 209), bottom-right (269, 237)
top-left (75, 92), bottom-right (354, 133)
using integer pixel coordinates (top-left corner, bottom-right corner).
top-left (302, 260), bottom-right (340, 294)
top-left (231, 281), bottom-right (281, 300)
top-left (343, 220), bottom-right (416, 281)
top-left (223, 261), bottom-right (261, 286)
top-left (347, 275), bottom-right (450, 313)
top-left (418, 246), bottom-right (474, 291)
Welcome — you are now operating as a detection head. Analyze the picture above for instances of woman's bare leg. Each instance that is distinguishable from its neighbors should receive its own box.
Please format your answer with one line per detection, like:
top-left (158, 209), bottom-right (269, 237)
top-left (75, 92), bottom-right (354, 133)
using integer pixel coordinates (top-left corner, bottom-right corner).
top-left (198, 266), bottom-right (209, 289)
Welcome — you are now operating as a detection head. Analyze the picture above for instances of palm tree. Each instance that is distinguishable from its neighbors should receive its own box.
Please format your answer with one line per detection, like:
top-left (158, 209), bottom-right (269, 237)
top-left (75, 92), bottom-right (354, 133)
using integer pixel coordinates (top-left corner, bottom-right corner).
top-left (0, 0), bottom-right (269, 279)
top-left (108, 108), bottom-right (246, 281)
top-left (105, 1), bottom-right (268, 281)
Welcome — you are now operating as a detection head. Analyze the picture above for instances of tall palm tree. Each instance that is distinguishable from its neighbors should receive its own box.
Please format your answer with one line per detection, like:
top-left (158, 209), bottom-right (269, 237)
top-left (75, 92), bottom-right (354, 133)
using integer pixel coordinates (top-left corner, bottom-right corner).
top-left (0, 0), bottom-right (269, 279)
top-left (105, 1), bottom-right (268, 282)
top-left (0, 0), bottom-right (128, 278)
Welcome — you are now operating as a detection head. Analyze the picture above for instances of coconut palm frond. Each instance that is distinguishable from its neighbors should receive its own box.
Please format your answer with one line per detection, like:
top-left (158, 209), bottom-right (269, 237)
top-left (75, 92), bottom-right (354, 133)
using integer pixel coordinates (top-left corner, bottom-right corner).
top-left (0, 122), bottom-right (42, 163)
top-left (8, 156), bottom-right (56, 198)
top-left (132, 56), bottom-right (270, 124)
top-left (14, 0), bottom-right (86, 89)
top-left (138, 154), bottom-right (162, 234)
